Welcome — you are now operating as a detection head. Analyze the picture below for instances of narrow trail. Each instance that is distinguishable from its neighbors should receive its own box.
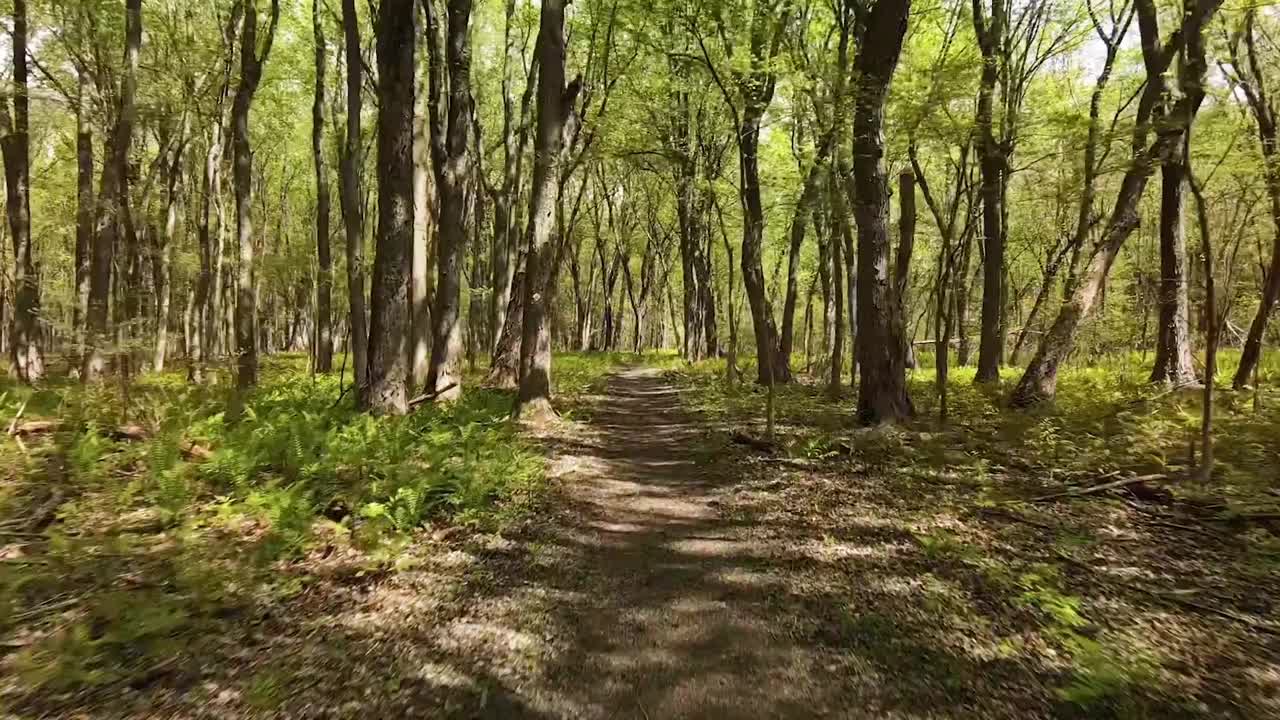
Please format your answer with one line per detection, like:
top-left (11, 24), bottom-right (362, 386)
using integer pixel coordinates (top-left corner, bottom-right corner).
top-left (492, 367), bottom-right (841, 718)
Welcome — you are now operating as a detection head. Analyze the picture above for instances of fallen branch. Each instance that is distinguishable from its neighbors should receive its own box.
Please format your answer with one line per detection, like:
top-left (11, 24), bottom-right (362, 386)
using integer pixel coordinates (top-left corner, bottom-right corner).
top-left (6, 419), bottom-right (212, 462)
top-left (408, 382), bottom-right (459, 409)
top-left (1029, 474), bottom-right (1168, 503)
top-left (1143, 589), bottom-right (1280, 637)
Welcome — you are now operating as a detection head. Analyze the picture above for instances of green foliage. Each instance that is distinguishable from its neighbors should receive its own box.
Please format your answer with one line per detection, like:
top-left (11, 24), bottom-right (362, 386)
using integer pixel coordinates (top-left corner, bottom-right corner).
top-left (0, 352), bottom-right (643, 700)
top-left (1017, 566), bottom-right (1159, 715)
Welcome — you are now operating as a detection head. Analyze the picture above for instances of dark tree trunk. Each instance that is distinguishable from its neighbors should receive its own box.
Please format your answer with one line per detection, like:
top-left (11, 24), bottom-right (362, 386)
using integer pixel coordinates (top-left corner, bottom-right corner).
top-left (313, 0), bottom-right (334, 373)
top-left (362, 0), bottom-right (416, 414)
top-left (829, 200), bottom-right (846, 396)
top-left (514, 0), bottom-right (575, 422)
top-left (1150, 155), bottom-right (1196, 385)
top-left (83, 0), bottom-right (142, 382)
top-left (853, 0), bottom-right (913, 424)
top-left (1, 0), bottom-right (42, 383)
top-left (340, 0), bottom-right (368, 391)
top-left (974, 0), bottom-right (1007, 383)
top-left (231, 0), bottom-right (279, 391)
top-left (424, 0), bottom-right (475, 403)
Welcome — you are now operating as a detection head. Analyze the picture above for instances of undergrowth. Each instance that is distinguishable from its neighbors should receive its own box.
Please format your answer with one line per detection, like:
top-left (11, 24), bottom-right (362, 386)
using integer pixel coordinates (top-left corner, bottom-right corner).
top-left (0, 351), bottom-right (623, 703)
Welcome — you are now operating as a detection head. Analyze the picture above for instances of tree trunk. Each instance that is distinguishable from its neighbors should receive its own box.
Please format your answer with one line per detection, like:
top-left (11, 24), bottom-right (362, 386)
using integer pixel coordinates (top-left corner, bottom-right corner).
top-left (231, 0), bottom-right (278, 392)
top-left (154, 138), bottom-right (184, 372)
top-left (1150, 155), bottom-right (1196, 385)
top-left (853, 0), bottom-right (913, 424)
top-left (779, 156), bottom-right (829, 380)
top-left (74, 69), bottom-right (94, 370)
top-left (489, 258), bottom-right (525, 387)
top-left (425, 0), bottom-right (475, 404)
top-left (514, 0), bottom-right (574, 422)
top-left (1, 0), bottom-right (42, 383)
top-left (83, 0), bottom-right (142, 382)
top-left (340, 0), bottom-right (368, 391)
top-left (829, 199), bottom-right (845, 397)
top-left (313, 0), bottom-right (334, 373)
top-left (411, 64), bottom-right (433, 390)
top-left (1011, 0), bottom-right (1220, 406)
top-left (362, 0), bottom-right (416, 414)
top-left (974, 0), bottom-right (1007, 383)
top-left (1231, 10), bottom-right (1280, 390)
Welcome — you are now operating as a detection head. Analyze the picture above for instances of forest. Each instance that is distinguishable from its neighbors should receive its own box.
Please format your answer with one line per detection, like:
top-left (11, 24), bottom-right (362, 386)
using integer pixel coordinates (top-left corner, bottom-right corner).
top-left (2, 0), bottom-right (1280, 716)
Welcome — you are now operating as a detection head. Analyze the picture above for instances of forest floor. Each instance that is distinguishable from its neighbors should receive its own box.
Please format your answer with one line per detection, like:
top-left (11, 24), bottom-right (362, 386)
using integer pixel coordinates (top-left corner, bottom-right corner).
top-left (4, 355), bottom-right (1280, 718)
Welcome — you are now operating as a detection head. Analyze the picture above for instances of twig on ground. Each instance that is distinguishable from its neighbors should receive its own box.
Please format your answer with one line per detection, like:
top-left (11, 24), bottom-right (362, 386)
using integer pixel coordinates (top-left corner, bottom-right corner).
top-left (974, 506), bottom-right (1059, 531)
top-left (7, 399), bottom-right (28, 435)
top-left (1028, 474), bottom-right (1168, 503)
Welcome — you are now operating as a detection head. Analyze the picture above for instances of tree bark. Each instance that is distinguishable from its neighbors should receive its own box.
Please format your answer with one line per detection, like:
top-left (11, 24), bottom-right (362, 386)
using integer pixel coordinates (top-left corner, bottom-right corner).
top-left (231, 0), bottom-right (279, 391)
top-left (313, 0), bottom-right (334, 373)
top-left (514, 0), bottom-right (575, 422)
top-left (362, 0), bottom-right (416, 414)
top-left (1150, 155), bottom-right (1196, 385)
top-left (853, 0), bottom-right (913, 424)
top-left (340, 0), bottom-right (369, 391)
top-left (424, 0), bottom-right (475, 403)
top-left (1, 0), bottom-right (42, 383)
top-left (973, 0), bottom-right (1007, 383)
top-left (83, 0), bottom-right (142, 382)
top-left (74, 69), bottom-right (94, 370)
top-left (410, 55), bottom-right (433, 391)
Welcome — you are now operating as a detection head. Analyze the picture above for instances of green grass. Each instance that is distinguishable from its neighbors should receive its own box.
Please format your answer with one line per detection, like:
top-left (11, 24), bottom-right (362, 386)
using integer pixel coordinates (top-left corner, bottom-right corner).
top-left (0, 351), bottom-right (628, 700)
top-left (672, 348), bottom-right (1280, 508)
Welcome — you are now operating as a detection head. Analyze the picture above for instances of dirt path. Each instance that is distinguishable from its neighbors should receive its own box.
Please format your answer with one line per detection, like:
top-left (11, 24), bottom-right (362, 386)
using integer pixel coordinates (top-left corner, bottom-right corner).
top-left (464, 367), bottom-right (848, 718)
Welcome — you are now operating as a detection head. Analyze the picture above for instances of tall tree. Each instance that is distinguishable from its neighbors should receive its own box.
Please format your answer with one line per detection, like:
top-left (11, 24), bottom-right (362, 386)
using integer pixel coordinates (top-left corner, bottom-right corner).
top-left (341, 0), bottom-right (369, 391)
top-left (1011, 0), bottom-right (1223, 407)
top-left (698, 1), bottom-right (792, 384)
top-left (83, 0), bottom-right (143, 382)
top-left (514, 0), bottom-right (578, 422)
top-left (363, 0), bottom-right (416, 414)
top-left (423, 0), bottom-right (476, 403)
top-left (231, 0), bottom-right (280, 391)
top-left (853, 0), bottom-right (914, 424)
top-left (972, 0), bottom-right (1007, 382)
top-left (490, 0), bottom-right (536, 353)
top-left (1226, 10), bottom-right (1280, 390)
top-left (1, 0), bottom-right (42, 383)
top-left (1149, 144), bottom-right (1196, 385)
top-left (313, 0), bottom-right (334, 373)
top-left (191, 4), bottom-right (242, 384)
top-left (74, 67), bottom-right (93, 368)
top-left (1008, 0), bottom-right (1134, 365)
